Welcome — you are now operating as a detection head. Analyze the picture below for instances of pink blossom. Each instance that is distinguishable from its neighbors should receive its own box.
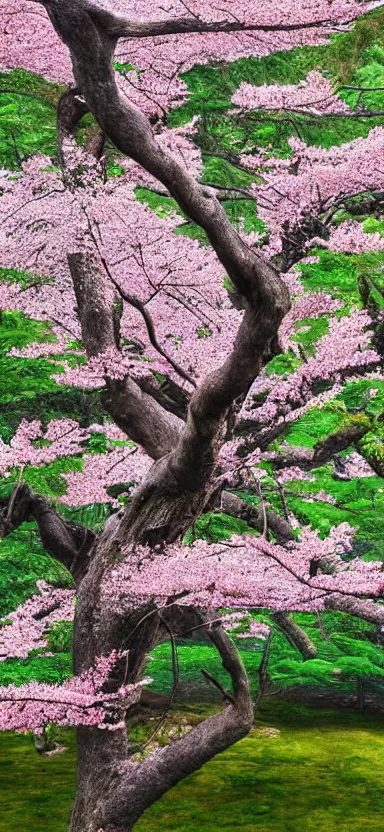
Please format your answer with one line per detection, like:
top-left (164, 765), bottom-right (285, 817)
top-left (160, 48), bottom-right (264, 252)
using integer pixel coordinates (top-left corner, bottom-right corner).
top-left (231, 71), bottom-right (351, 115)
top-left (0, 650), bottom-right (152, 732)
top-left (0, 581), bottom-right (74, 661)
top-left (101, 523), bottom-right (381, 615)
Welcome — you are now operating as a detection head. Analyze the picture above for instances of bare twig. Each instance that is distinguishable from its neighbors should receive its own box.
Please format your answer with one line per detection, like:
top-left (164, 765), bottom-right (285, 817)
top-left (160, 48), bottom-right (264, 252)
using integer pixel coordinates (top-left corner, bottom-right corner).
top-left (200, 668), bottom-right (236, 704)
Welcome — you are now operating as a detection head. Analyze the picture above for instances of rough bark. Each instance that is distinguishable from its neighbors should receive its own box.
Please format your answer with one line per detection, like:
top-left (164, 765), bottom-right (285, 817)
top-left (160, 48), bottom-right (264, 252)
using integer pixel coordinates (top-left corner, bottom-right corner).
top-left (263, 422), bottom-right (371, 470)
top-left (3, 6), bottom-right (382, 830)
top-left (324, 594), bottom-right (384, 625)
top-left (0, 484), bottom-right (95, 583)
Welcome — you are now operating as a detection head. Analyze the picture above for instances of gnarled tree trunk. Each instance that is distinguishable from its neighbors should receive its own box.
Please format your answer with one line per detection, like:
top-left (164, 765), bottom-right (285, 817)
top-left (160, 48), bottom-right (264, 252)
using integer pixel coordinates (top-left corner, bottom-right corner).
top-left (12, 3), bottom-right (292, 830)
top-left (68, 490), bottom-right (254, 832)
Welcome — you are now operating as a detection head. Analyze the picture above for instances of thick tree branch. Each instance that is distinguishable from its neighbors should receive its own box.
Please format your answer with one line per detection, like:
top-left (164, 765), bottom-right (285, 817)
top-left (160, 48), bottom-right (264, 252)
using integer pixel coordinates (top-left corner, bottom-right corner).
top-left (43, 0), bottom-right (290, 529)
top-left (40, 0), bottom-right (290, 313)
top-left (57, 88), bottom-right (90, 169)
top-left (0, 484), bottom-right (95, 584)
top-left (263, 421), bottom-right (371, 470)
top-left (166, 305), bottom-right (285, 492)
top-left (56, 93), bottom-right (184, 459)
top-left (220, 490), bottom-right (294, 543)
top-left (46, 1), bottom-right (361, 39)
top-left (324, 594), bottom-right (384, 625)
top-left (272, 611), bottom-right (317, 659)
top-left (102, 621), bottom-right (253, 830)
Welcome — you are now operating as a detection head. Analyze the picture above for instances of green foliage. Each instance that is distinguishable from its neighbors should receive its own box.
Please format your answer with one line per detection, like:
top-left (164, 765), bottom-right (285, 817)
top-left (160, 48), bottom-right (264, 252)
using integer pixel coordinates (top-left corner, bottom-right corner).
top-left (0, 355), bottom-right (62, 408)
top-left (0, 311), bottom-right (55, 357)
top-left (327, 8), bottom-right (384, 84)
top-left (363, 217), bottom-right (384, 236)
top-left (291, 315), bottom-right (330, 356)
top-left (0, 267), bottom-right (53, 291)
top-left (284, 404), bottom-right (346, 448)
top-left (295, 248), bottom-right (384, 313)
top-left (279, 465), bottom-right (384, 554)
top-left (184, 512), bottom-right (259, 544)
top-left (0, 654), bottom-right (71, 687)
top-left (265, 351), bottom-right (302, 377)
top-left (172, 45), bottom-right (330, 126)
top-left (0, 387), bottom-right (104, 446)
top-left (0, 305), bottom-right (104, 441)
top-left (340, 378), bottom-right (384, 415)
top-left (46, 621), bottom-right (73, 655)
top-left (0, 525), bottom-right (72, 618)
top-left (201, 155), bottom-right (257, 188)
top-left (170, 29), bottom-right (384, 161)
top-left (146, 607), bottom-right (383, 703)
top-left (87, 431), bottom-right (108, 454)
top-left (58, 503), bottom-right (111, 533)
top-left (298, 249), bottom-right (360, 302)
top-left (2, 7), bottom-right (384, 747)
top-left (20, 456), bottom-right (83, 498)
top-left (0, 70), bottom-right (62, 168)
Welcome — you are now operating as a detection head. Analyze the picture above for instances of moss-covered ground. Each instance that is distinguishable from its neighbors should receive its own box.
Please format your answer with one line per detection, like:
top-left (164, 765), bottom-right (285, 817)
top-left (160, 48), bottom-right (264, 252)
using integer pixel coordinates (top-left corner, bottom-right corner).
top-left (0, 703), bottom-right (383, 832)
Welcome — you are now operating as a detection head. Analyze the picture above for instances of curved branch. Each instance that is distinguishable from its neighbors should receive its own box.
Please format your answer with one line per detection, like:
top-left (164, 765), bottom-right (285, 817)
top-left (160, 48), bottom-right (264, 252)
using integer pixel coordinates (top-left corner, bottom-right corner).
top-left (103, 620), bottom-right (253, 830)
top-left (39, 0), bottom-right (290, 312)
top-left (262, 421), bottom-right (372, 471)
top-left (42, 0), bottom-right (290, 511)
top-left (57, 88), bottom-right (89, 168)
top-left (0, 484), bottom-right (95, 584)
top-left (58, 2), bottom-right (363, 39)
top-left (220, 490), bottom-right (294, 544)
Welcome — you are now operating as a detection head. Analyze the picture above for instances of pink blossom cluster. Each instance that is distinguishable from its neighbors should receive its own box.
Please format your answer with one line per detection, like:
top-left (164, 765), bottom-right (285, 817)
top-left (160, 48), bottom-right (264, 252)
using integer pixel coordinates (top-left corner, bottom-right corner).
top-left (316, 220), bottom-right (384, 254)
top-left (0, 419), bottom-right (88, 476)
top-left (251, 127), bottom-right (384, 255)
top-left (0, 416), bottom-right (152, 507)
top-left (220, 611), bottom-right (271, 639)
top-left (0, 0), bottom-right (383, 740)
top-left (217, 439), bottom-right (262, 480)
top-left (51, 347), bottom-right (163, 389)
top-left (339, 451), bottom-right (376, 479)
top-left (7, 327), bottom-right (71, 360)
top-left (0, 581), bottom-right (74, 661)
top-left (61, 444), bottom-right (152, 507)
top-left (275, 467), bottom-right (316, 485)
top-left (241, 310), bottom-right (380, 426)
top-left (95, 0), bottom-right (381, 119)
top-left (0, 156), bottom-right (242, 384)
top-left (0, 650), bottom-right (152, 732)
top-left (101, 523), bottom-right (383, 614)
top-left (231, 71), bottom-right (351, 115)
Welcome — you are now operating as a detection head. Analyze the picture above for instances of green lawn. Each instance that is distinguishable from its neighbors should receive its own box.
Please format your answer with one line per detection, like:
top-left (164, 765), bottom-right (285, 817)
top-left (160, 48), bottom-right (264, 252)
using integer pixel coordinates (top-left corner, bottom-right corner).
top-left (1, 704), bottom-right (383, 832)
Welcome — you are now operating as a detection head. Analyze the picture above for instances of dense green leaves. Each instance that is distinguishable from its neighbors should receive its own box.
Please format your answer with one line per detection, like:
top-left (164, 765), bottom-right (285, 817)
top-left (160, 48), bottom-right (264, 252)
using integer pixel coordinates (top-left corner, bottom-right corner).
top-left (0, 70), bottom-right (62, 168)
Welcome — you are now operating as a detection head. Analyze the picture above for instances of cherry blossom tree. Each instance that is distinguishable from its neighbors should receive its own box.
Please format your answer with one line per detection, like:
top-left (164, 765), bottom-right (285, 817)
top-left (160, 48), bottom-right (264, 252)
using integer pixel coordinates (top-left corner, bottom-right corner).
top-left (0, 1), bottom-right (384, 831)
